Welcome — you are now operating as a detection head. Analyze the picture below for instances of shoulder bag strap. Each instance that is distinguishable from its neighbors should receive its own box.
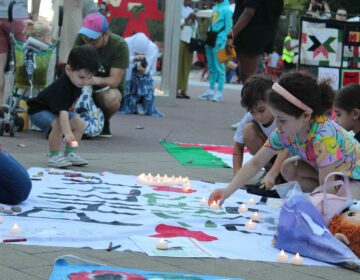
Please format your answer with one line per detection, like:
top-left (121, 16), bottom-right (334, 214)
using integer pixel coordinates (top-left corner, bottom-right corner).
top-left (322, 172), bottom-right (353, 216)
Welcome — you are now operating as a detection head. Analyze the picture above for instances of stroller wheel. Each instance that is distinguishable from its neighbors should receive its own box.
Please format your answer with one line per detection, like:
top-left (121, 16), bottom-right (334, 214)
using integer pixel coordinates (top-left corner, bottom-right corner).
top-left (9, 120), bottom-right (15, 137)
top-left (15, 115), bottom-right (24, 132)
top-left (0, 119), bottom-right (4, 136)
top-left (4, 121), bottom-right (9, 133)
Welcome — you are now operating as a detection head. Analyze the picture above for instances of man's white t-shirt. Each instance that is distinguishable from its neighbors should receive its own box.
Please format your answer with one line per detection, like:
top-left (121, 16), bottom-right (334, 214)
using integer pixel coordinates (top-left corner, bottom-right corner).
top-left (234, 112), bottom-right (276, 144)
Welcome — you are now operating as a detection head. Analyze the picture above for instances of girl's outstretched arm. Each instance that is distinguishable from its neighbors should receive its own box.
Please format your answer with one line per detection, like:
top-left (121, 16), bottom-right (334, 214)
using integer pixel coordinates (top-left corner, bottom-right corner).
top-left (209, 147), bottom-right (276, 206)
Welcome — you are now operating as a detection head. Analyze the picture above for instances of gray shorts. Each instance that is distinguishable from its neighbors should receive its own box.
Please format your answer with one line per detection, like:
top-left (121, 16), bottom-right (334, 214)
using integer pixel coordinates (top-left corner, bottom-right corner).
top-left (29, 110), bottom-right (77, 135)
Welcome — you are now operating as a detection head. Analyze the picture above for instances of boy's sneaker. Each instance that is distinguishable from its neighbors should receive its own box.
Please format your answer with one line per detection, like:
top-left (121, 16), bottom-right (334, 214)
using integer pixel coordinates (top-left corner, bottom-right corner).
top-left (99, 119), bottom-right (112, 138)
top-left (198, 89), bottom-right (214, 100)
top-left (65, 152), bottom-right (88, 166)
top-left (48, 154), bottom-right (72, 168)
top-left (212, 91), bottom-right (223, 102)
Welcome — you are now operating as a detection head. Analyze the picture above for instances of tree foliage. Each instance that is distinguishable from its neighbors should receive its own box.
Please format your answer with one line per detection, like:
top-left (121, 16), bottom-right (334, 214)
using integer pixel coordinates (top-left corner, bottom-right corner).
top-left (284, 0), bottom-right (360, 15)
top-left (284, 0), bottom-right (308, 12)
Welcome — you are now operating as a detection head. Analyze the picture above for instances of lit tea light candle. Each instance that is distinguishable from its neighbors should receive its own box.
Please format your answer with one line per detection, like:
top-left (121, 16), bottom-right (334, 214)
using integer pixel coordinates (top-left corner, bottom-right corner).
top-left (248, 198), bottom-right (256, 205)
top-left (251, 211), bottom-right (260, 222)
top-left (245, 219), bottom-right (256, 230)
top-left (291, 252), bottom-right (304, 265)
top-left (156, 238), bottom-right (168, 250)
top-left (10, 223), bottom-right (22, 234)
top-left (276, 250), bottom-right (288, 263)
top-left (70, 140), bottom-right (78, 148)
top-left (199, 198), bottom-right (208, 206)
top-left (183, 184), bottom-right (191, 192)
top-left (210, 201), bottom-right (220, 209)
top-left (238, 203), bottom-right (248, 213)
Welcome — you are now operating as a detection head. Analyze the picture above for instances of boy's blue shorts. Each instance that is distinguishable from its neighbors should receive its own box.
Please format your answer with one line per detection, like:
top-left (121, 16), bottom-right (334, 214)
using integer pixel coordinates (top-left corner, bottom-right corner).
top-left (29, 110), bottom-right (77, 136)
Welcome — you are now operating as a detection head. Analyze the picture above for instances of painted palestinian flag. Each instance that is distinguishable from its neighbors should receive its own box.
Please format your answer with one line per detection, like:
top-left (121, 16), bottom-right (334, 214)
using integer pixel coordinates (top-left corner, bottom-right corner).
top-left (160, 140), bottom-right (252, 168)
top-left (300, 20), bottom-right (342, 67)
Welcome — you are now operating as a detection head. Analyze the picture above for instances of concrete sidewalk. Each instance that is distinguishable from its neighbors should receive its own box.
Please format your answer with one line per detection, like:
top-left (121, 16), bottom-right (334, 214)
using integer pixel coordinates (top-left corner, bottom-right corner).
top-left (0, 81), bottom-right (359, 280)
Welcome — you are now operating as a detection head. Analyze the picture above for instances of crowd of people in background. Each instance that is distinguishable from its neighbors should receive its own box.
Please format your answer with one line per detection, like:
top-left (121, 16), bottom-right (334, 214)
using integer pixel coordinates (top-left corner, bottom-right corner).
top-left (187, 0), bottom-right (354, 87)
top-left (0, 0), bottom-right (359, 205)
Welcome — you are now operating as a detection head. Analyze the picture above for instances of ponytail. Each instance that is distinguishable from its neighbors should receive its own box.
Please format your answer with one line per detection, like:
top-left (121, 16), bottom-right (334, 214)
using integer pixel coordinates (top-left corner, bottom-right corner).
top-left (318, 79), bottom-right (335, 115)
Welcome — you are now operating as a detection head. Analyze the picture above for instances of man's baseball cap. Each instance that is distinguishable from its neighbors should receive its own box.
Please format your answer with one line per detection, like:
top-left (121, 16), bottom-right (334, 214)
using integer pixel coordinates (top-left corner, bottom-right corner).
top-left (79, 12), bottom-right (109, 40)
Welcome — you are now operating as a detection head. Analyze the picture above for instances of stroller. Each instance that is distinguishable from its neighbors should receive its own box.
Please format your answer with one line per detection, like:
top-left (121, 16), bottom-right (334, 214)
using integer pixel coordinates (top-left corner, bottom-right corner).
top-left (0, 1), bottom-right (63, 136)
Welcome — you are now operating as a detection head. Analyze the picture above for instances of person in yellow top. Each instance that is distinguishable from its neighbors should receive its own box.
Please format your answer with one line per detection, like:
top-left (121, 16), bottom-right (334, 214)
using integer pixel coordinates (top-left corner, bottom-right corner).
top-left (282, 29), bottom-right (298, 71)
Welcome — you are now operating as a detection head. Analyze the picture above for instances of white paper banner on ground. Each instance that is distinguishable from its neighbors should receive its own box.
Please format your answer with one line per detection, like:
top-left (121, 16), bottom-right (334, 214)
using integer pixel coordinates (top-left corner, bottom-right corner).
top-left (0, 168), bottom-right (327, 267)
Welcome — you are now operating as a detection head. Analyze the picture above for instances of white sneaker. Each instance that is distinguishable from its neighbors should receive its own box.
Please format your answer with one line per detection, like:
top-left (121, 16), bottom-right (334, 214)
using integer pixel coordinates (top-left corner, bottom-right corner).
top-left (198, 89), bottom-right (214, 101)
top-left (65, 152), bottom-right (88, 166)
top-left (48, 153), bottom-right (72, 168)
top-left (211, 91), bottom-right (223, 102)
top-left (137, 103), bottom-right (145, 115)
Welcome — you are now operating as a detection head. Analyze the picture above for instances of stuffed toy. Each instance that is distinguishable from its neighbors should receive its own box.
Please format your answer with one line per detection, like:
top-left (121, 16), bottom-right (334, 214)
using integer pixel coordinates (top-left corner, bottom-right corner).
top-left (328, 201), bottom-right (360, 258)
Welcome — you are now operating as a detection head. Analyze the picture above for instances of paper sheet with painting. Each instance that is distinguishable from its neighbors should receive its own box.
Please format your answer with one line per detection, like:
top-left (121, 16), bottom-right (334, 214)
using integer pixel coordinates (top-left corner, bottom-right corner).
top-left (0, 167), bottom-right (328, 267)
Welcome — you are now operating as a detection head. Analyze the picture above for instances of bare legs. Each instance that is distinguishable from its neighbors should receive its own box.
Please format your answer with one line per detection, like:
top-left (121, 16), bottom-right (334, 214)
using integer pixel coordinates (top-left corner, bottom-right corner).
top-left (94, 88), bottom-right (122, 120)
top-left (281, 156), bottom-right (319, 192)
top-left (238, 52), bottom-right (259, 84)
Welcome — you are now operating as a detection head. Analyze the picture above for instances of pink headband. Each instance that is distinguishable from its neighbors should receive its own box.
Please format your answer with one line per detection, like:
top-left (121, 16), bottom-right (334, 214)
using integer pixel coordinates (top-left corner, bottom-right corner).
top-left (272, 83), bottom-right (313, 114)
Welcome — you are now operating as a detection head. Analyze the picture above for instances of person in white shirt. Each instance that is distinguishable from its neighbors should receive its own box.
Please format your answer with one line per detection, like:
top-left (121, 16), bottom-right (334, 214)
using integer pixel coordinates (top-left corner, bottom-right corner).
top-left (119, 32), bottom-right (162, 116)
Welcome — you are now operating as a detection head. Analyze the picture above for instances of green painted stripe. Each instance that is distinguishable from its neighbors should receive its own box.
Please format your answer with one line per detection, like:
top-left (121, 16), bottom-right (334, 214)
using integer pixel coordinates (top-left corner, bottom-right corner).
top-left (160, 140), bottom-right (230, 168)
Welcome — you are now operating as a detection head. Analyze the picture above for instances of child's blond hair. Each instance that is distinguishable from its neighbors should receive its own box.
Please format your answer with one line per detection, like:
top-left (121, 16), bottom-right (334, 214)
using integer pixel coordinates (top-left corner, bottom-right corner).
top-left (23, 20), bottom-right (51, 44)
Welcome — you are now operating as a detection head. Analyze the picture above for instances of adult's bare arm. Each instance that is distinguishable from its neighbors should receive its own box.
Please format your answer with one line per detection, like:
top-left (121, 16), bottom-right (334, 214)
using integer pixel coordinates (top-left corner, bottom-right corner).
top-left (232, 7), bottom-right (255, 37)
top-left (91, 68), bottom-right (125, 89)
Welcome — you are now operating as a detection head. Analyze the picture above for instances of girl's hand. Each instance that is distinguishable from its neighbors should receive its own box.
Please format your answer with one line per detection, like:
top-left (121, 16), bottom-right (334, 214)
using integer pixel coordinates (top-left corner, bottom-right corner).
top-left (63, 132), bottom-right (75, 145)
top-left (208, 188), bottom-right (231, 206)
top-left (260, 173), bottom-right (276, 190)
